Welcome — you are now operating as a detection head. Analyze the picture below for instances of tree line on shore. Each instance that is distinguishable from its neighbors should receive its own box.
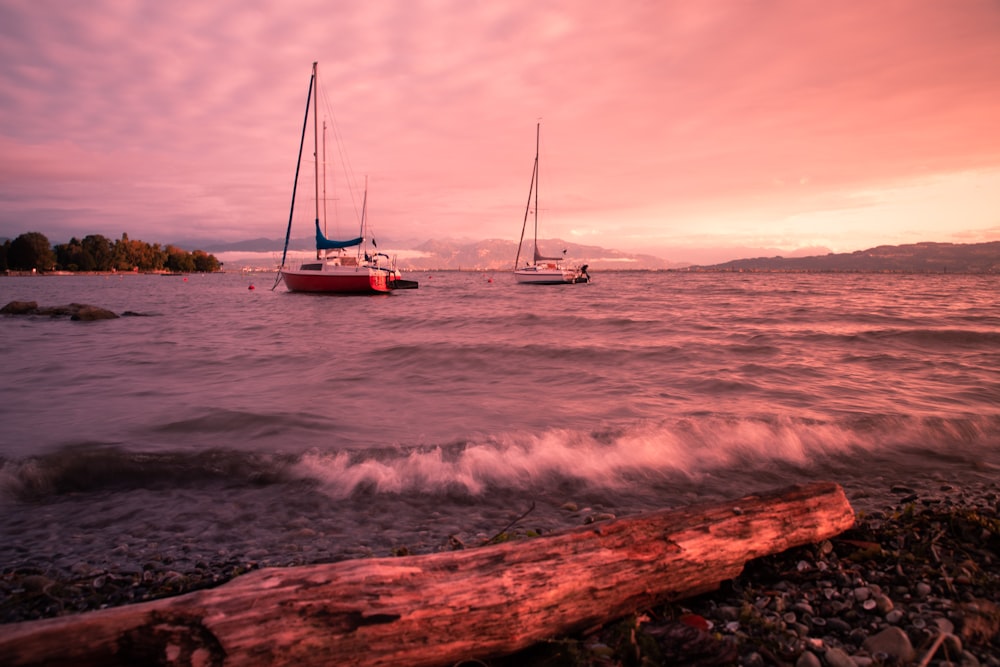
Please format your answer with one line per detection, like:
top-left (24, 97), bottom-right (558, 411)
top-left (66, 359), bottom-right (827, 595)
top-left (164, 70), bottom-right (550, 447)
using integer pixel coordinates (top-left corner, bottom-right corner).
top-left (1, 232), bottom-right (222, 273)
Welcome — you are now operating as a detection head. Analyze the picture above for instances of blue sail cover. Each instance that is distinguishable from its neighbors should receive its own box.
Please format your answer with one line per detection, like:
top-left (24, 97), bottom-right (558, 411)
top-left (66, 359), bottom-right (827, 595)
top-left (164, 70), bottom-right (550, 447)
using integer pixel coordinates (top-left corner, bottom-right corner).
top-left (315, 220), bottom-right (362, 250)
top-left (533, 246), bottom-right (565, 262)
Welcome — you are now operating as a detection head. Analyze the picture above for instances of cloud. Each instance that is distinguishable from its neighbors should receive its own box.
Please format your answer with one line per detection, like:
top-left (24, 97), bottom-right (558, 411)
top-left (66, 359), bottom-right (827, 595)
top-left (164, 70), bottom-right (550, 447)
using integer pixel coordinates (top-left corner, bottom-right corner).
top-left (1, 0), bottom-right (999, 258)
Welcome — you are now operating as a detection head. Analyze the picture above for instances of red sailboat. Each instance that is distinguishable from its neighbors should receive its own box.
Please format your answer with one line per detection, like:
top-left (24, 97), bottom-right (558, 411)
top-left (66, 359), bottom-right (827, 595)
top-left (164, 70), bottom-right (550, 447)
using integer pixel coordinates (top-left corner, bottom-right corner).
top-left (276, 63), bottom-right (416, 294)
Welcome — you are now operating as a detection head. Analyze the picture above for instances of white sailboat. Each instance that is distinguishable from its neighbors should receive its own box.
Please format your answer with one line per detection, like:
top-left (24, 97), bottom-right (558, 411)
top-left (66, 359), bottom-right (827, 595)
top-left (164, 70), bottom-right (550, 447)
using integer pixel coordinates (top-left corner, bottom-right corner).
top-left (513, 123), bottom-right (590, 285)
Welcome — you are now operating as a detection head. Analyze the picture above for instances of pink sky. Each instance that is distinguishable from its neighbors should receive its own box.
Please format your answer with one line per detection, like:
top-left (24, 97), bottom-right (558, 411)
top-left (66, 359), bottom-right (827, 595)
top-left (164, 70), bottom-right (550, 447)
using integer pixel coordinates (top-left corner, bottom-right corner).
top-left (2, 1), bottom-right (999, 264)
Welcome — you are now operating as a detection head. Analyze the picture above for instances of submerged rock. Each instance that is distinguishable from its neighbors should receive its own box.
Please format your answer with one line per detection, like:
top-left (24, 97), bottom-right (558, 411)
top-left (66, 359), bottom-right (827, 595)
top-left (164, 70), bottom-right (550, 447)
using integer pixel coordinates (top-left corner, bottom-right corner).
top-left (1, 301), bottom-right (120, 320)
top-left (0, 300), bottom-right (38, 314)
top-left (69, 305), bottom-right (118, 321)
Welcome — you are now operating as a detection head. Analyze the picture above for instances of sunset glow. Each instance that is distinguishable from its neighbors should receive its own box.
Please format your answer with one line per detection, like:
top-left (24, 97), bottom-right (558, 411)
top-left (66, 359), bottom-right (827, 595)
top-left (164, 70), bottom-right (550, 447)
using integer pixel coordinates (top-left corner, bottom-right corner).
top-left (2, 1), bottom-right (999, 263)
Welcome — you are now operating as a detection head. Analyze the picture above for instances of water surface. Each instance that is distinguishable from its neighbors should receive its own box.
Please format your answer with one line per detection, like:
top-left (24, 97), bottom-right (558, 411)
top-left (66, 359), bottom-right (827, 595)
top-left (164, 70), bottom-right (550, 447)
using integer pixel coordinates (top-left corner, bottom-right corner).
top-left (1, 271), bottom-right (998, 574)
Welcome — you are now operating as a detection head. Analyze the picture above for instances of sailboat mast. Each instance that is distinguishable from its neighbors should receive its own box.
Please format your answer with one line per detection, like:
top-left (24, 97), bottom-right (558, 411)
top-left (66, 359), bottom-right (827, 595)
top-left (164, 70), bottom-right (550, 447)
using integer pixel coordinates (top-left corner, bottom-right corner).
top-left (273, 61), bottom-right (316, 289)
top-left (322, 121), bottom-right (328, 235)
top-left (533, 122), bottom-right (540, 251)
top-left (361, 175), bottom-right (368, 238)
top-left (312, 62), bottom-right (320, 233)
top-left (514, 123), bottom-right (540, 270)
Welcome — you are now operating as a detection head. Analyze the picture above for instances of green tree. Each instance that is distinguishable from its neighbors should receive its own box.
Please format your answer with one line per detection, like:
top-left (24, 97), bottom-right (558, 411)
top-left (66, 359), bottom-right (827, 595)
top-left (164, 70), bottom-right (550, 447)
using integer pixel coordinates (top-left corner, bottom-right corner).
top-left (112, 233), bottom-right (145, 271)
top-left (165, 245), bottom-right (196, 272)
top-left (112, 234), bottom-right (169, 271)
top-left (82, 234), bottom-right (113, 271)
top-left (4, 231), bottom-right (220, 273)
top-left (8, 232), bottom-right (56, 271)
top-left (192, 249), bottom-right (221, 272)
top-left (144, 242), bottom-right (167, 271)
top-left (54, 237), bottom-right (86, 271)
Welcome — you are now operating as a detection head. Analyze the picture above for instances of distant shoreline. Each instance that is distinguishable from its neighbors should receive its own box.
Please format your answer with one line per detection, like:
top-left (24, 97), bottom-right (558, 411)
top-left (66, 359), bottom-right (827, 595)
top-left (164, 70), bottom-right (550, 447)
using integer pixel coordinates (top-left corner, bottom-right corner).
top-left (1, 270), bottom-right (222, 277)
top-left (4, 268), bottom-right (999, 277)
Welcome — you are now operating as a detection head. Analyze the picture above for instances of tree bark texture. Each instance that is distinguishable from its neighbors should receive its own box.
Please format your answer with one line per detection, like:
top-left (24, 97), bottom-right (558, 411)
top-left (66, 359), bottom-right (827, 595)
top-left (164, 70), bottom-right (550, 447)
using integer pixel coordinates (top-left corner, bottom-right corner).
top-left (0, 481), bottom-right (855, 666)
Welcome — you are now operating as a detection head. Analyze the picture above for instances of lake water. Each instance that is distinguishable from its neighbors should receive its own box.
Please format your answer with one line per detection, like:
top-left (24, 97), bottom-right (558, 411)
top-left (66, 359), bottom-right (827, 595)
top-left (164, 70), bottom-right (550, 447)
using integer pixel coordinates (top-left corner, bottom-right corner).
top-left (1, 270), bottom-right (998, 576)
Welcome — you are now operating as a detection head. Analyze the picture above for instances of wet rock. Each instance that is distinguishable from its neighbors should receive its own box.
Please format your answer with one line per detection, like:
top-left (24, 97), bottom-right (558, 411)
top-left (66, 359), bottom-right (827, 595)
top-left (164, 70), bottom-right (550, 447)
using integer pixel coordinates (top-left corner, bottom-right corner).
top-left (874, 593), bottom-right (894, 613)
top-left (823, 646), bottom-right (854, 667)
top-left (935, 617), bottom-right (955, 635)
top-left (862, 626), bottom-right (915, 663)
top-left (70, 305), bottom-right (118, 321)
top-left (0, 300), bottom-right (38, 314)
top-left (792, 601), bottom-right (814, 615)
top-left (795, 649), bottom-right (821, 667)
top-left (824, 617), bottom-right (853, 634)
top-left (885, 608), bottom-right (905, 624)
top-left (1, 301), bottom-right (119, 320)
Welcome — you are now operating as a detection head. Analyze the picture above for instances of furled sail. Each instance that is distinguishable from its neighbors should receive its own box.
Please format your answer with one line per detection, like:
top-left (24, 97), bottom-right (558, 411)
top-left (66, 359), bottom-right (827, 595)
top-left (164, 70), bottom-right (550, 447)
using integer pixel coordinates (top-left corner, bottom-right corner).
top-left (316, 220), bottom-right (362, 250)
top-left (533, 247), bottom-right (564, 262)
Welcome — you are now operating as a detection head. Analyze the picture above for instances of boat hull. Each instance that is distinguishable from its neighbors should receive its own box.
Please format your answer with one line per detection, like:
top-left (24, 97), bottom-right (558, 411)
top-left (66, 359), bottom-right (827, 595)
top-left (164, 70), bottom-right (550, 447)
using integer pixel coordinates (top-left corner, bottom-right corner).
top-left (281, 267), bottom-right (392, 293)
top-left (514, 266), bottom-right (590, 285)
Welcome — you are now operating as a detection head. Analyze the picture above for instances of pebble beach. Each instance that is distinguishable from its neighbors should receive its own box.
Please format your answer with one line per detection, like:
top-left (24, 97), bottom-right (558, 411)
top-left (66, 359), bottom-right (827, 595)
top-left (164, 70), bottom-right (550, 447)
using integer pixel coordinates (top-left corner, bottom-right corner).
top-left (2, 480), bottom-right (998, 666)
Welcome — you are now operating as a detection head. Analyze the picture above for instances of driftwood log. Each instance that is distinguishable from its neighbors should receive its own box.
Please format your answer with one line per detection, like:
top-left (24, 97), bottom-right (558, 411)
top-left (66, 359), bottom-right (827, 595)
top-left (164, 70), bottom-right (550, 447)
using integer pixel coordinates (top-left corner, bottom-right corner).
top-left (0, 481), bottom-right (855, 666)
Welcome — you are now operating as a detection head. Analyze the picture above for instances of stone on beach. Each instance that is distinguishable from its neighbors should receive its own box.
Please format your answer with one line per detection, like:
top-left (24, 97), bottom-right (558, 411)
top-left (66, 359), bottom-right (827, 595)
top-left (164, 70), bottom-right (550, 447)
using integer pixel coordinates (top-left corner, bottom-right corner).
top-left (862, 626), bottom-right (915, 662)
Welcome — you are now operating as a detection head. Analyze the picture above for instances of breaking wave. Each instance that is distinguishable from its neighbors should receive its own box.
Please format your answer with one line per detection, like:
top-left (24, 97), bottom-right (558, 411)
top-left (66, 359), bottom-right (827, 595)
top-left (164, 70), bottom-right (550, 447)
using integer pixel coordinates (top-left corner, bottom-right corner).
top-left (8, 413), bottom-right (993, 502)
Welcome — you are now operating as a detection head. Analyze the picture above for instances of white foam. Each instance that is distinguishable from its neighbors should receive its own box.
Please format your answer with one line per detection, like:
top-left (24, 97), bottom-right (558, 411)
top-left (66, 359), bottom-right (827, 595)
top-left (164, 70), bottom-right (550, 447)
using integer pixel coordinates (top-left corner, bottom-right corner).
top-left (292, 415), bottom-right (883, 499)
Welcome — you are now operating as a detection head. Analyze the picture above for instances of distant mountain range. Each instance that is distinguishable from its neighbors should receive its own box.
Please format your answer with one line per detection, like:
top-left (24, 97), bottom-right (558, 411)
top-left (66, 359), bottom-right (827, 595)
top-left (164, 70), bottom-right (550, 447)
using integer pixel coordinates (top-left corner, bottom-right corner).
top-left (190, 236), bottom-right (679, 271)
top-left (180, 237), bottom-right (1000, 273)
top-left (689, 241), bottom-right (1000, 274)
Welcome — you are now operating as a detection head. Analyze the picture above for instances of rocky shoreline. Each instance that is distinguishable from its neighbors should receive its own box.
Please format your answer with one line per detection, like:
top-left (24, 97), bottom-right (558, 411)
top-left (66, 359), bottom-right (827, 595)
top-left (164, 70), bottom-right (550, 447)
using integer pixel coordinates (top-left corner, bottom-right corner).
top-left (2, 483), bottom-right (997, 666)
